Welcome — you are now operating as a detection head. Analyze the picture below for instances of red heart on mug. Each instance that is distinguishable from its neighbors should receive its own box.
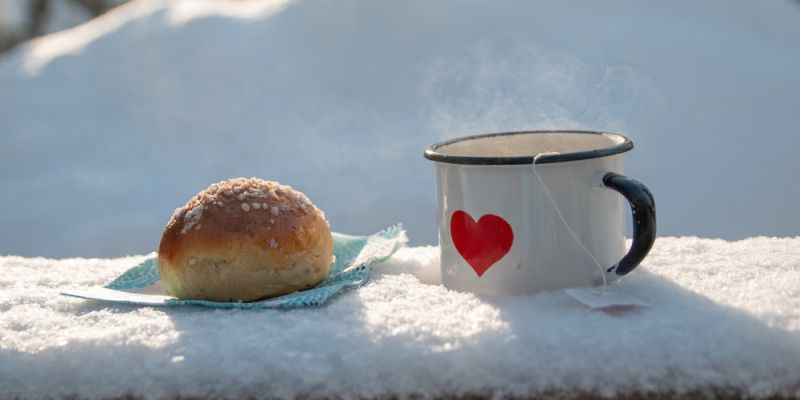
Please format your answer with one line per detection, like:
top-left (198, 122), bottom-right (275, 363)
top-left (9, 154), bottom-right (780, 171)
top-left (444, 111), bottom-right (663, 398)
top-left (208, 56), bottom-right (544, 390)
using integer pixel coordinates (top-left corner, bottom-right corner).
top-left (450, 210), bottom-right (514, 277)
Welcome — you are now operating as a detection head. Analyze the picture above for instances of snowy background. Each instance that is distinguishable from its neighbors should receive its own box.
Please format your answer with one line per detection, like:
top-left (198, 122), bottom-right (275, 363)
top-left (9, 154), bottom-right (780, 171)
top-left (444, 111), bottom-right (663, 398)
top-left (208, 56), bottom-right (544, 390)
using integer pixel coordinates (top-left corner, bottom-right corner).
top-left (1, 0), bottom-right (800, 257)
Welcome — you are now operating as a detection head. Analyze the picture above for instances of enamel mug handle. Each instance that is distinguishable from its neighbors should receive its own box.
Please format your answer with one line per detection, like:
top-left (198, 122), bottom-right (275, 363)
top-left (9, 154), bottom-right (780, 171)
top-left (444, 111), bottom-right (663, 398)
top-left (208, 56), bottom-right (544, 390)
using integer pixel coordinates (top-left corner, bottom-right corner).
top-left (602, 172), bottom-right (657, 275)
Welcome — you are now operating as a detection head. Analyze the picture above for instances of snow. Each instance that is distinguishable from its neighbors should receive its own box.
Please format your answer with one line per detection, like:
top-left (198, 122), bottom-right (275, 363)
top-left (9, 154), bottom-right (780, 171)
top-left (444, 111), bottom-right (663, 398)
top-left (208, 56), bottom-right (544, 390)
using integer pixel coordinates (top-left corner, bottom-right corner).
top-left (1, 237), bottom-right (799, 398)
top-left (1, 0), bottom-right (799, 257)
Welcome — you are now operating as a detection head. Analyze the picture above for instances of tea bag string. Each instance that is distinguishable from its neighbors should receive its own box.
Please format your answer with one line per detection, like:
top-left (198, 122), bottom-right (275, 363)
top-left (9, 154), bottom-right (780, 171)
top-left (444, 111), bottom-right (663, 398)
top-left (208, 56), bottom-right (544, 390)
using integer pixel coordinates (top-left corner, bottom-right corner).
top-left (532, 153), bottom-right (608, 290)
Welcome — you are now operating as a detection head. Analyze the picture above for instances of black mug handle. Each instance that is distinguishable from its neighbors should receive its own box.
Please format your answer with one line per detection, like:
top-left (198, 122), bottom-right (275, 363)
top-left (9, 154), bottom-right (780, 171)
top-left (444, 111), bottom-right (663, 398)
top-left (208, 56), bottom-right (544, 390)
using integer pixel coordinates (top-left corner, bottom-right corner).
top-left (602, 172), bottom-right (657, 276)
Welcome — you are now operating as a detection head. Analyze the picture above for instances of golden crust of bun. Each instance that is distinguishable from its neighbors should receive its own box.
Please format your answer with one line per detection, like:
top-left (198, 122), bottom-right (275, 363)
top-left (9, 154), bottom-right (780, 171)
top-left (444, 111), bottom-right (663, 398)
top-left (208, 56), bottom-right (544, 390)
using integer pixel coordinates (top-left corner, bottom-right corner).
top-left (157, 177), bottom-right (332, 302)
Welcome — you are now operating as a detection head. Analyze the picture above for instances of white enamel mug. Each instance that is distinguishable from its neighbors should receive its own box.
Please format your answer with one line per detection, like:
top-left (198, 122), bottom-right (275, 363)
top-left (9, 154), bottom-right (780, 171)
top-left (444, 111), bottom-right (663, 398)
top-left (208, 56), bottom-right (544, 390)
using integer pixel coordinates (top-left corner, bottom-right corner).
top-left (424, 130), bottom-right (656, 295)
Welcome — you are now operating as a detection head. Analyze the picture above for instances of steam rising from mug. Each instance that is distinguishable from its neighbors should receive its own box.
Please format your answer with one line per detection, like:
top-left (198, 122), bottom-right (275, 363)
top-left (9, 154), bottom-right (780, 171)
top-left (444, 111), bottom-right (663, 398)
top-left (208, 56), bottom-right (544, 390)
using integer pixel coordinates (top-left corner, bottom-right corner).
top-left (421, 40), bottom-right (661, 139)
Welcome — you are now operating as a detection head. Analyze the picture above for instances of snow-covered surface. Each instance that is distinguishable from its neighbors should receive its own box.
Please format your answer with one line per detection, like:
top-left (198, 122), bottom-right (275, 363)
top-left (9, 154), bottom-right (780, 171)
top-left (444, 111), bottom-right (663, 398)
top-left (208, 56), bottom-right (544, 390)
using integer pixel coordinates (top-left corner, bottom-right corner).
top-left (1, 0), bottom-right (800, 258)
top-left (1, 237), bottom-right (799, 398)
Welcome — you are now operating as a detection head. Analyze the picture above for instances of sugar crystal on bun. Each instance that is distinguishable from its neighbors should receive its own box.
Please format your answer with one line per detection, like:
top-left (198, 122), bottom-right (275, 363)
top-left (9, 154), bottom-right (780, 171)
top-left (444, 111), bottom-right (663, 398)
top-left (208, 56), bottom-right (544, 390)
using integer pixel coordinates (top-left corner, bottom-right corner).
top-left (157, 177), bottom-right (332, 302)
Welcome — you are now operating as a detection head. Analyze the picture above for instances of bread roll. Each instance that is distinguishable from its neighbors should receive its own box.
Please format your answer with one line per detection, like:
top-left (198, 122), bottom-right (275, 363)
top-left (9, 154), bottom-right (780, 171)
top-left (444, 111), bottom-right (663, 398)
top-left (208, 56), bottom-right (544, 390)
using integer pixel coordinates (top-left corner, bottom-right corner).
top-left (157, 177), bottom-right (332, 302)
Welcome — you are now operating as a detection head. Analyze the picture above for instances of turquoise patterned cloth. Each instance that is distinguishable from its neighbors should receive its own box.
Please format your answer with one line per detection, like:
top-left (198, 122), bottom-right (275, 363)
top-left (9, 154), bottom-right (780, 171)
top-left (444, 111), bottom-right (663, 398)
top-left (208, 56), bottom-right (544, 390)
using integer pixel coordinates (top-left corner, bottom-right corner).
top-left (62, 225), bottom-right (407, 309)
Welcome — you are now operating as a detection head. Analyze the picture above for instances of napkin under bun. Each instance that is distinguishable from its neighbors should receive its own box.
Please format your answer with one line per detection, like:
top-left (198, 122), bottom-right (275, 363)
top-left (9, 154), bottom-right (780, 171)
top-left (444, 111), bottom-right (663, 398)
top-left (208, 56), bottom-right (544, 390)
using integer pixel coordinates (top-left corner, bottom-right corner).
top-left (157, 177), bottom-right (332, 302)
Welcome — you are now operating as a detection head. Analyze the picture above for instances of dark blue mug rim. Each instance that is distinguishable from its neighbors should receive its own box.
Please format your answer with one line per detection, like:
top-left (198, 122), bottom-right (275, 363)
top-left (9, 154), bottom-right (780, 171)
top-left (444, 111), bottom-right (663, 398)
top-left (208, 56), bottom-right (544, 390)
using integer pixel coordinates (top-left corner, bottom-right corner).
top-left (423, 130), bottom-right (633, 165)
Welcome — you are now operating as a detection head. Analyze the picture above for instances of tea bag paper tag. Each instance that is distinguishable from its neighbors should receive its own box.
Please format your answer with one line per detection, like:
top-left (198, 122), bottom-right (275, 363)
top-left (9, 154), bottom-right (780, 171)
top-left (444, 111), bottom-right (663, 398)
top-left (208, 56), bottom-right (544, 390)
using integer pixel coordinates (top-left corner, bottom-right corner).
top-left (564, 287), bottom-right (650, 311)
